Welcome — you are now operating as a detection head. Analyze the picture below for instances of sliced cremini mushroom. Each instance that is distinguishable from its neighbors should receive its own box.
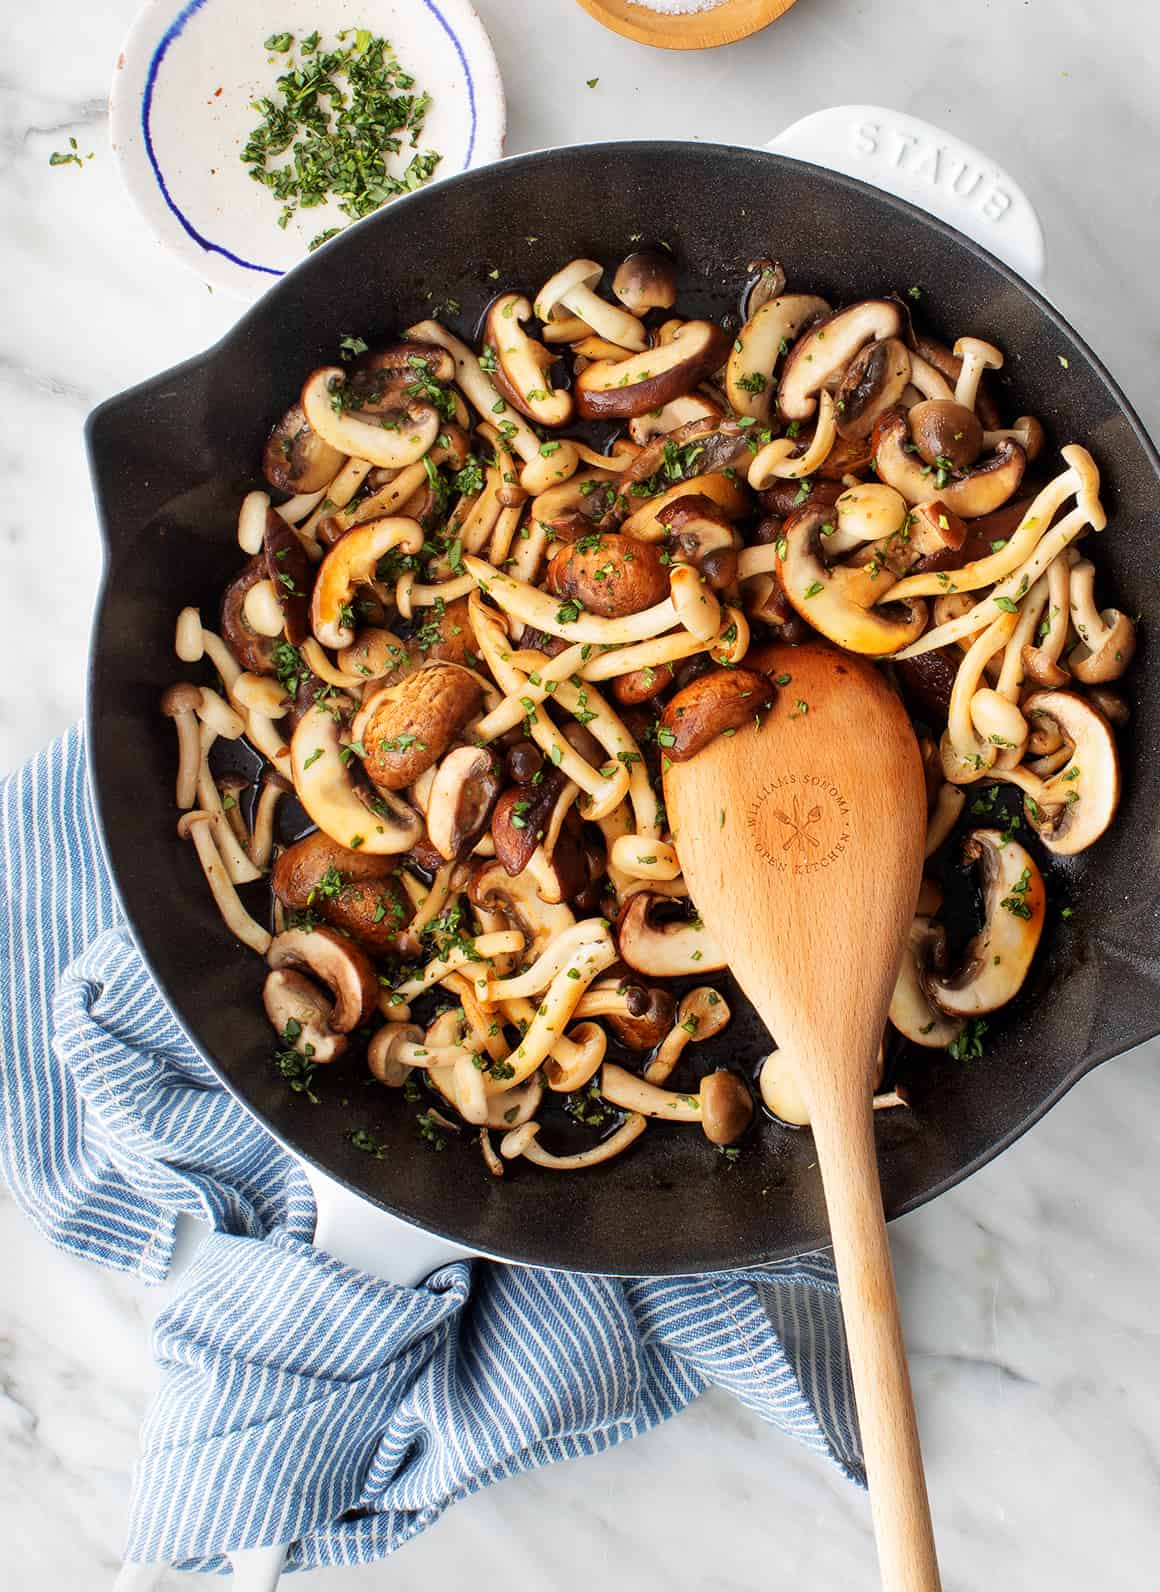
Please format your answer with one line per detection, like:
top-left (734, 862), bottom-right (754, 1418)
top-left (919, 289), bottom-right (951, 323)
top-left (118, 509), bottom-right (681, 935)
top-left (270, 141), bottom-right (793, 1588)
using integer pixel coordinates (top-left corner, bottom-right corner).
top-left (300, 367), bottom-right (440, 469)
top-left (777, 503), bottom-right (926, 655)
top-left (725, 293), bottom-right (830, 424)
top-left (1066, 560), bottom-right (1136, 683)
top-left (620, 470), bottom-right (749, 543)
top-left (546, 532), bottom-right (670, 618)
top-left (263, 509), bottom-right (313, 644)
top-left (777, 299), bottom-right (906, 422)
top-left (311, 516), bottom-right (424, 650)
top-left (740, 257), bottom-right (787, 317)
top-left (1011, 690), bottom-right (1121, 854)
top-left (889, 917), bottom-right (965, 1047)
top-left (220, 557), bottom-right (278, 674)
top-left (425, 746), bottom-right (502, 861)
top-left (267, 925), bottom-right (379, 1032)
top-left (262, 968), bottom-right (348, 1063)
top-left (367, 1021), bottom-right (424, 1086)
top-left (833, 337), bottom-right (912, 440)
top-left (483, 294), bottom-right (573, 427)
top-left (291, 703), bottom-right (423, 855)
top-left (263, 402), bottom-right (346, 496)
top-left (271, 829), bottom-right (413, 955)
top-left (628, 392), bottom-right (724, 446)
top-left (613, 250), bottom-right (678, 316)
top-left (872, 409), bottom-right (1026, 518)
top-left (616, 891), bottom-right (727, 977)
top-left (575, 321), bottom-right (732, 420)
top-left (924, 782), bottom-right (965, 857)
top-left (923, 831), bottom-right (1044, 1016)
top-left (535, 258), bottom-right (647, 351)
top-left (644, 986), bottom-right (730, 1084)
top-left (489, 768), bottom-right (570, 877)
top-left (658, 667), bottom-right (775, 762)
top-left (354, 663), bottom-right (483, 793)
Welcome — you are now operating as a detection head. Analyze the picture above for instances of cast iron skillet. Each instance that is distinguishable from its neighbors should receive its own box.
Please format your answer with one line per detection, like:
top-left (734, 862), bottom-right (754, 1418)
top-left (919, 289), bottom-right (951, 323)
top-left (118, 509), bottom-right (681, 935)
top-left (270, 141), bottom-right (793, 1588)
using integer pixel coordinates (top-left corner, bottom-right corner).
top-left (85, 143), bottom-right (1160, 1275)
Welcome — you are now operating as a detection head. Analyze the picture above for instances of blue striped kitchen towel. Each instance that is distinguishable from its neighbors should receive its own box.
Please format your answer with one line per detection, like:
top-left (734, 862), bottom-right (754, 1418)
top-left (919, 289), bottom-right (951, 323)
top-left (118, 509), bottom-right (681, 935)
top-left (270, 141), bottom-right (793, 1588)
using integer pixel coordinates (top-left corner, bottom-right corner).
top-left (0, 728), bottom-right (862, 1575)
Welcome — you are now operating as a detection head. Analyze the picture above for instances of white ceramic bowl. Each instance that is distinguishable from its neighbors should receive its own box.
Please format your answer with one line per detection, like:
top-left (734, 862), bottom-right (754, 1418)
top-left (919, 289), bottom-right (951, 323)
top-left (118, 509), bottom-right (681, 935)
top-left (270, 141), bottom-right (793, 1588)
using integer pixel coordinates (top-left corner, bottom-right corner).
top-left (110, 0), bottom-right (505, 298)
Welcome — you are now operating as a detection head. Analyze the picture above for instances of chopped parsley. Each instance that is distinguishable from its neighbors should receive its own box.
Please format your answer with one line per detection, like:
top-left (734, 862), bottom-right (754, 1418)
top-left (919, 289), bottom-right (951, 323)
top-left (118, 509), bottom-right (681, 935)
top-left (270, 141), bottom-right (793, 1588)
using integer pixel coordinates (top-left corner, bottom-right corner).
top-left (49, 137), bottom-right (93, 169)
top-left (948, 1019), bottom-right (988, 1061)
top-left (1000, 867), bottom-right (1034, 919)
top-left (240, 29), bottom-right (441, 245)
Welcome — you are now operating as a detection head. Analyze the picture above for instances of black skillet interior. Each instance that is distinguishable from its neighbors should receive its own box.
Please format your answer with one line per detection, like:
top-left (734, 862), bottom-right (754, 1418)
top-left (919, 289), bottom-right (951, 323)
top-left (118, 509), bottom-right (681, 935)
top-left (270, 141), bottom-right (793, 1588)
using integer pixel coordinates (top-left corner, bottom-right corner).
top-left (85, 143), bottom-right (1160, 1275)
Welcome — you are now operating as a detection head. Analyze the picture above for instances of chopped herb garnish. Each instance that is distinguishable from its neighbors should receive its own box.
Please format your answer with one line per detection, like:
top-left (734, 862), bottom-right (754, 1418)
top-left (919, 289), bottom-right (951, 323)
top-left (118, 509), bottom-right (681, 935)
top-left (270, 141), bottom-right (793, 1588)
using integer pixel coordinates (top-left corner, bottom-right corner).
top-left (241, 29), bottom-right (441, 245)
top-left (948, 1019), bottom-right (988, 1061)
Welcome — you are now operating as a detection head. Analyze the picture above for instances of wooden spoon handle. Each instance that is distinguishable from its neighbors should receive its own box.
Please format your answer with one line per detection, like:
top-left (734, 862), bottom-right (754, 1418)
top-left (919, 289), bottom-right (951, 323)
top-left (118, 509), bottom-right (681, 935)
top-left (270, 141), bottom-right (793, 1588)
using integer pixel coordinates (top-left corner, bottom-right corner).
top-left (811, 1092), bottom-right (941, 1592)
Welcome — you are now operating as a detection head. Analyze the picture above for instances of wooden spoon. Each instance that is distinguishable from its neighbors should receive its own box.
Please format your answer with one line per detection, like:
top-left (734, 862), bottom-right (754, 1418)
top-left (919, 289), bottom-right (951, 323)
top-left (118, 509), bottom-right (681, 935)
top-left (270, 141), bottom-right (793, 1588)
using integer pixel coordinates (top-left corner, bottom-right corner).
top-left (664, 643), bottom-right (940, 1592)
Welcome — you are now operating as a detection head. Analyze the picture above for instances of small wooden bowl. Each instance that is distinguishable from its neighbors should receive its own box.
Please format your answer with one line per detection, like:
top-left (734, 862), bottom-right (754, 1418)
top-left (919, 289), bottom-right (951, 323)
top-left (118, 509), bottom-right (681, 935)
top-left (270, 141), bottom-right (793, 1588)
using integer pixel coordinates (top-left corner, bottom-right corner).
top-left (575, 0), bottom-right (798, 51)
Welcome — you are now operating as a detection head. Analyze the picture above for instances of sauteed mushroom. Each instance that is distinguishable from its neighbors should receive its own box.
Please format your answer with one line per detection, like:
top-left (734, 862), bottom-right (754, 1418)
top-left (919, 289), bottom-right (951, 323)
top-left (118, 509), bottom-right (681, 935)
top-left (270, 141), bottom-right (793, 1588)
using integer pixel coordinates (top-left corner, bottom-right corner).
top-left (167, 244), bottom-right (1135, 1186)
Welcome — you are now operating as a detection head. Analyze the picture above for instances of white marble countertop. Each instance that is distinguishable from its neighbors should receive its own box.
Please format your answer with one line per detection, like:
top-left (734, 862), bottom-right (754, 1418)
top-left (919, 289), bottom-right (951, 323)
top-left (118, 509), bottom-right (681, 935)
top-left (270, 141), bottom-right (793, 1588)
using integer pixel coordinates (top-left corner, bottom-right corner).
top-left (3, 0), bottom-right (1159, 1586)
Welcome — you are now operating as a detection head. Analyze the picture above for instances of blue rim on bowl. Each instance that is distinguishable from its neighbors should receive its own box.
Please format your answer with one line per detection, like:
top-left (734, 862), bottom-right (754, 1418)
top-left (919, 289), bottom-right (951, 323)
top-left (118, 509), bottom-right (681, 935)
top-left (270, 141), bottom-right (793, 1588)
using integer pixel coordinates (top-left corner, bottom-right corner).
top-left (110, 0), bottom-right (506, 297)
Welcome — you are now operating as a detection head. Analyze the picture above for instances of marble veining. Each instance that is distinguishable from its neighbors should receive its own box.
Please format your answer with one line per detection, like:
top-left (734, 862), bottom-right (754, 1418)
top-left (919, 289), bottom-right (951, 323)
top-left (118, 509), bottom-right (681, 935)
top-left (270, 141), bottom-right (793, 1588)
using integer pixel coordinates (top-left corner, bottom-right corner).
top-left (2, 0), bottom-right (1159, 1586)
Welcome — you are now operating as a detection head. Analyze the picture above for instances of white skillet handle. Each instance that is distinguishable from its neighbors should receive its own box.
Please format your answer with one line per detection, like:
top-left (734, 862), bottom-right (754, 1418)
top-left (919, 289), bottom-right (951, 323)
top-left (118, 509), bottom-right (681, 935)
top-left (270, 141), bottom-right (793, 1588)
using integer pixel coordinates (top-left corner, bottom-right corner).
top-left (227, 1165), bottom-right (469, 1589)
top-left (766, 105), bottom-right (1047, 286)
top-left (115, 1168), bottom-right (467, 1592)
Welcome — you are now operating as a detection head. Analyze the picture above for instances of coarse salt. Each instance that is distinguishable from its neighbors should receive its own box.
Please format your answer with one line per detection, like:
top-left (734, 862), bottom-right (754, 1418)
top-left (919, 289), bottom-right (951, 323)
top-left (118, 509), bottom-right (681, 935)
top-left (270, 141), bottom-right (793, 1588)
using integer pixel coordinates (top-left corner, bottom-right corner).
top-left (628, 0), bottom-right (724, 14)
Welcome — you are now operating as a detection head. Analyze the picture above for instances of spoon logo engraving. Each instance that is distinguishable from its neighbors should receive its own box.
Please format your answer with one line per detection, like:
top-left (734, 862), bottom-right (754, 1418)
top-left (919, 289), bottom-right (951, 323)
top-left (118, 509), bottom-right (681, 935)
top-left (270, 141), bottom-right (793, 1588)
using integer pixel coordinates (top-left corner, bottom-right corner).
top-left (747, 774), bottom-right (851, 875)
top-left (773, 794), bottom-right (824, 855)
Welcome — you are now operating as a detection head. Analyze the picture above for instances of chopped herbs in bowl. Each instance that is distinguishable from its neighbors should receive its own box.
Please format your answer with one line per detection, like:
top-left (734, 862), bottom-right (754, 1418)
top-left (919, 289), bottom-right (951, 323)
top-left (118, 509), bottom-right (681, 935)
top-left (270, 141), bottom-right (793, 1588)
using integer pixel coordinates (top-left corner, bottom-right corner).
top-left (108, 0), bottom-right (505, 296)
top-left (242, 28), bottom-right (442, 253)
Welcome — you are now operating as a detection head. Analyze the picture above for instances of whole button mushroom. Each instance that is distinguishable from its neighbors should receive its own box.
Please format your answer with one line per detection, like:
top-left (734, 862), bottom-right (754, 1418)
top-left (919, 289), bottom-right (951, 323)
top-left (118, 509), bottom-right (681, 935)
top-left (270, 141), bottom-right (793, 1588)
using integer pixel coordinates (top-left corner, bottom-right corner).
top-left (699, 1071), bottom-right (755, 1147)
top-left (907, 399), bottom-right (984, 471)
top-left (546, 533), bottom-right (670, 619)
top-left (263, 402), bottom-right (346, 496)
top-left (612, 250), bottom-right (678, 317)
top-left (355, 663), bottom-right (483, 793)
top-left (271, 830), bottom-right (413, 956)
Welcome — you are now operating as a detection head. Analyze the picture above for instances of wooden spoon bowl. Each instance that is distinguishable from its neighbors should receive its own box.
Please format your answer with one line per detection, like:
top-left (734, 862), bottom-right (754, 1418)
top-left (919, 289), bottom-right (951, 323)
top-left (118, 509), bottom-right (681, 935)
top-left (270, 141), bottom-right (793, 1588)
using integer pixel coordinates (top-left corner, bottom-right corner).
top-left (574, 0), bottom-right (798, 52)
